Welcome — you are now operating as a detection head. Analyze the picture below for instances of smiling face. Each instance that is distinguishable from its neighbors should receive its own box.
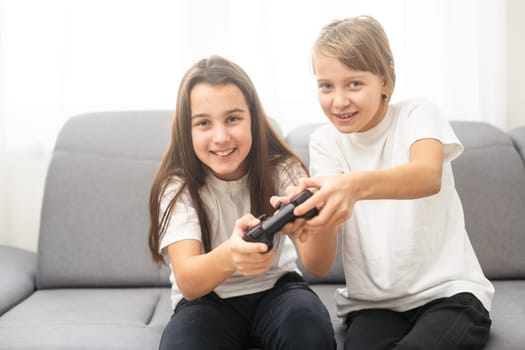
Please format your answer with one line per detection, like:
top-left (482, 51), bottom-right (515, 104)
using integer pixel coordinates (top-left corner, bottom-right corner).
top-left (314, 54), bottom-right (389, 134)
top-left (190, 82), bottom-right (252, 181)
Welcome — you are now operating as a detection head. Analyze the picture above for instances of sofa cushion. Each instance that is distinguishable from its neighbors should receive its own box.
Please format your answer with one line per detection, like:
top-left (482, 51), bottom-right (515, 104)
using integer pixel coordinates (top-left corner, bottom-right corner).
top-left (451, 121), bottom-right (525, 279)
top-left (483, 280), bottom-right (525, 349)
top-left (0, 287), bottom-right (172, 350)
top-left (0, 246), bottom-right (36, 315)
top-left (36, 111), bottom-right (173, 288)
top-left (510, 126), bottom-right (525, 163)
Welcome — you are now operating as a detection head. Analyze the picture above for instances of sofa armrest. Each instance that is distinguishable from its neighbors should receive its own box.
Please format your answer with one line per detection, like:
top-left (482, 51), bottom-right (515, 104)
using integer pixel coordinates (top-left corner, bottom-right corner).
top-left (0, 245), bottom-right (36, 315)
top-left (510, 126), bottom-right (525, 163)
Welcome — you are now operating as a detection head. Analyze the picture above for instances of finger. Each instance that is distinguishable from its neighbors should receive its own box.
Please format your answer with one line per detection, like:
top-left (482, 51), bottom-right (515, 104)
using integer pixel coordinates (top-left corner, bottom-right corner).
top-left (298, 229), bottom-right (308, 242)
top-left (291, 218), bottom-right (306, 232)
top-left (235, 214), bottom-right (261, 237)
top-left (298, 177), bottom-right (322, 191)
top-left (270, 195), bottom-right (288, 209)
top-left (292, 227), bottom-right (306, 241)
top-left (302, 198), bottom-right (334, 226)
top-left (239, 239), bottom-right (270, 254)
top-left (279, 221), bottom-right (295, 235)
top-left (296, 178), bottom-right (310, 192)
top-left (239, 213), bottom-right (259, 227)
top-left (281, 215), bottom-right (306, 235)
top-left (307, 204), bottom-right (348, 228)
top-left (293, 195), bottom-right (323, 217)
top-left (305, 205), bottom-right (334, 227)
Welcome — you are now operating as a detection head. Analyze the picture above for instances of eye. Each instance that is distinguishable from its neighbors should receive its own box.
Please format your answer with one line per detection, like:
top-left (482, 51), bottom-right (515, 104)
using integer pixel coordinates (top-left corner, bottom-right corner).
top-left (318, 82), bottom-right (333, 91)
top-left (349, 81), bottom-right (362, 89)
top-left (226, 115), bottom-right (241, 123)
top-left (193, 119), bottom-right (209, 128)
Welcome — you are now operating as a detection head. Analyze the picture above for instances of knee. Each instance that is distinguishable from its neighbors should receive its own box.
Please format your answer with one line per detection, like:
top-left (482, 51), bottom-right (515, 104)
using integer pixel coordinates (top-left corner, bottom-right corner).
top-left (277, 308), bottom-right (336, 349)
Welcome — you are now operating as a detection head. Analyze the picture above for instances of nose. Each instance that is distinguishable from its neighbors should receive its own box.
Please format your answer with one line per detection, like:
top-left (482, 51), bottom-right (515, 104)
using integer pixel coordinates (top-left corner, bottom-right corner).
top-left (333, 89), bottom-right (349, 110)
top-left (212, 124), bottom-right (230, 144)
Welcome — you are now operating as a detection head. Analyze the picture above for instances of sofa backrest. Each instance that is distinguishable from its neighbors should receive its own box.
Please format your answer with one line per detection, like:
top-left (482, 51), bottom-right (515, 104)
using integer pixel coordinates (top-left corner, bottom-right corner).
top-left (36, 111), bottom-right (173, 288)
top-left (286, 121), bottom-right (525, 283)
top-left (450, 122), bottom-right (525, 280)
top-left (36, 112), bottom-right (525, 289)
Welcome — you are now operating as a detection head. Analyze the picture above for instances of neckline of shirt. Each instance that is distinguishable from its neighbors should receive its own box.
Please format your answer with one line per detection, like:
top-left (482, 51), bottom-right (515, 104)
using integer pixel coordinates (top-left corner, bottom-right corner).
top-left (347, 104), bottom-right (397, 144)
top-left (206, 170), bottom-right (249, 193)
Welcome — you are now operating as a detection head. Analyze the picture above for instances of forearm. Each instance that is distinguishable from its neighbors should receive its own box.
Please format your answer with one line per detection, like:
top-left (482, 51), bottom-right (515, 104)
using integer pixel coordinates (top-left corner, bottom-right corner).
top-left (168, 242), bottom-right (235, 301)
top-left (353, 160), bottom-right (442, 201)
top-left (294, 226), bottom-right (338, 277)
top-left (354, 137), bottom-right (444, 200)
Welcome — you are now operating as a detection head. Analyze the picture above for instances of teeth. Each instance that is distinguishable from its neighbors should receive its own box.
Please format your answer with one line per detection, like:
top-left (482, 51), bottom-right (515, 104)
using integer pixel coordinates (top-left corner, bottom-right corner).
top-left (213, 148), bottom-right (235, 156)
top-left (336, 112), bottom-right (357, 119)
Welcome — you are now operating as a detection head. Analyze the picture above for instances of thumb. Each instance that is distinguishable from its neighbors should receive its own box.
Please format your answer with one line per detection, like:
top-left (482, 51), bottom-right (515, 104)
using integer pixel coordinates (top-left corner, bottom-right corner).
top-left (298, 177), bottom-right (322, 191)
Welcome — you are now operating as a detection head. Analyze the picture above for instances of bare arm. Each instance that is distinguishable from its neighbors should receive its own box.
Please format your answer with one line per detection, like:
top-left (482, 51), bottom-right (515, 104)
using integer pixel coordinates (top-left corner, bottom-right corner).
top-left (293, 224), bottom-right (338, 277)
top-left (167, 214), bottom-right (275, 301)
top-left (270, 195), bottom-right (338, 277)
top-left (294, 138), bottom-right (444, 228)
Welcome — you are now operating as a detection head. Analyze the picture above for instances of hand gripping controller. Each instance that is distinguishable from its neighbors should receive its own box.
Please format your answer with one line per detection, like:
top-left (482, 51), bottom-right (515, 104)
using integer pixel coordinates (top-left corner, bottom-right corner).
top-left (243, 190), bottom-right (319, 251)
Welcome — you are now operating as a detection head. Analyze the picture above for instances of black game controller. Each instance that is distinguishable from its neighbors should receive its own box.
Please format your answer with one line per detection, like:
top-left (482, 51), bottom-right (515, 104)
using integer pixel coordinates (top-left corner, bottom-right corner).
top-left (243, 190), bottom-right (319, 251)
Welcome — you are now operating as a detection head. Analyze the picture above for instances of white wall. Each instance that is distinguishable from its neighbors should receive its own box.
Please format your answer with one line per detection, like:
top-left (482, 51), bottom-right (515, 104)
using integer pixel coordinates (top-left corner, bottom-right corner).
top-left (1, 0), bottom-right (524, 252)
top-left (507, 0), bottom-right (525, 130)
top-left (0, 151), bottom-right (50, 251)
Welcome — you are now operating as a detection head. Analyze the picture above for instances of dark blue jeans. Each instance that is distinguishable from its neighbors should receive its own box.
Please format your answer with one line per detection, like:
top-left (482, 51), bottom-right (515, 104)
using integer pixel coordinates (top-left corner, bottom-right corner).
top-left (159, 272), bottom-right (336, 350)
top-left (344, 292), bottom-right (491, 350)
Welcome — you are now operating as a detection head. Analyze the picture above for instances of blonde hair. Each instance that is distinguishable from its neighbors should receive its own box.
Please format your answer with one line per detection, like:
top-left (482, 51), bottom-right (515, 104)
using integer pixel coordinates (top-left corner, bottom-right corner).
top-left (312, 15), bottom-right (396, 101)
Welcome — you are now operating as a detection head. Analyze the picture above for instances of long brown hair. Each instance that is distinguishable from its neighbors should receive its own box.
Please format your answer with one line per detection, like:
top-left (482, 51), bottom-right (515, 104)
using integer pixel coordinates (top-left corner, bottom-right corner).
top-left (148, 55), bottom-right (305, 264)
top-left (312, 15), bottom-right (396, 102)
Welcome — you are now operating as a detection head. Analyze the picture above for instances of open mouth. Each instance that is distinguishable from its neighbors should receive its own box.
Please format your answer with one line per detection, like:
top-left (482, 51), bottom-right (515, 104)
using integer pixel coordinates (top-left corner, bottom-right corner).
top-left (211, 148), bottom-right (236, 157)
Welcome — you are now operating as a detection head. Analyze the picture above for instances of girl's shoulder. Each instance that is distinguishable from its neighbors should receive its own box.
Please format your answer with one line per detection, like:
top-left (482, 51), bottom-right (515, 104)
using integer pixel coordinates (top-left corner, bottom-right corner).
top-left (160, 175), bottom-right (189, 206)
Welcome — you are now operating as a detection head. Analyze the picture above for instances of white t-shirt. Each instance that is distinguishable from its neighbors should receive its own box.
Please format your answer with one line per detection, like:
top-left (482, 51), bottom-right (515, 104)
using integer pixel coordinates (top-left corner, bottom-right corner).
top-left (159, 160), bottom-right (305, 309)
top-left (309, 98), bottom-right (494, 317)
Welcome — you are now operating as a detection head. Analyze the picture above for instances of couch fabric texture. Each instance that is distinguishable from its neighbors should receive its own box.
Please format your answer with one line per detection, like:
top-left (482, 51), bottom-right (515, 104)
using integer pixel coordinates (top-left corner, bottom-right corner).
top-left (1, 111), bottom-right (524, 349)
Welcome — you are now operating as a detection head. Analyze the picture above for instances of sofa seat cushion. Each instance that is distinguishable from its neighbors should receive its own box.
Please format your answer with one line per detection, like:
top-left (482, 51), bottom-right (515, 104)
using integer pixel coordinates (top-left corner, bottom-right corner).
top-left (485, 280), bottom-right (525, 350)
top-left (0, 287), bottom-right (171, 350)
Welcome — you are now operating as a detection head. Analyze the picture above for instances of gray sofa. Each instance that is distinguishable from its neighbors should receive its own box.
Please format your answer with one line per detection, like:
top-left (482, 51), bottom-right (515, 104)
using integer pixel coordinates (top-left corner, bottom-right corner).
top-left (1, 110), bottom-right (524, 350)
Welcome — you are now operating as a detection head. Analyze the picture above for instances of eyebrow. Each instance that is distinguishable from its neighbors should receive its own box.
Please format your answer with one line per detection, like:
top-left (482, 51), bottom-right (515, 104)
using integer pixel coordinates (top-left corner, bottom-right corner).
top-left (317, 74), bottom-right (369, 82)
top-left (191, 108), bottom-right (246, 119)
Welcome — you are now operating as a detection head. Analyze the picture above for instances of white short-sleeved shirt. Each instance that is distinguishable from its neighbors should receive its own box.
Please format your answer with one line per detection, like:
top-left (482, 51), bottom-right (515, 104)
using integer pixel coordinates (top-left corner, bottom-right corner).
top-left (310, 99), bottom-right (494, 317)
top-left (159, 160), bottom-right (306, 309)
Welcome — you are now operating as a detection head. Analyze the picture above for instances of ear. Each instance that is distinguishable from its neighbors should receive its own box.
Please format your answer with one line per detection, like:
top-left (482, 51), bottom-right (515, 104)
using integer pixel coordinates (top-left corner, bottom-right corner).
top-left (381, 77), bottom-right (389, 95)
top-left (381, 78), bottom-right (390, 102)
top-left (382, 76), bottom-right (388, 88)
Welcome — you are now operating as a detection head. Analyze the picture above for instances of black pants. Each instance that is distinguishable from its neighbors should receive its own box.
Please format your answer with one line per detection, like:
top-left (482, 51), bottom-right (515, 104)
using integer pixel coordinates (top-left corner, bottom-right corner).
top-left (344, 292), bottom-right (491, 350)
top-left (159, 272), bottom-right (336, 350)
